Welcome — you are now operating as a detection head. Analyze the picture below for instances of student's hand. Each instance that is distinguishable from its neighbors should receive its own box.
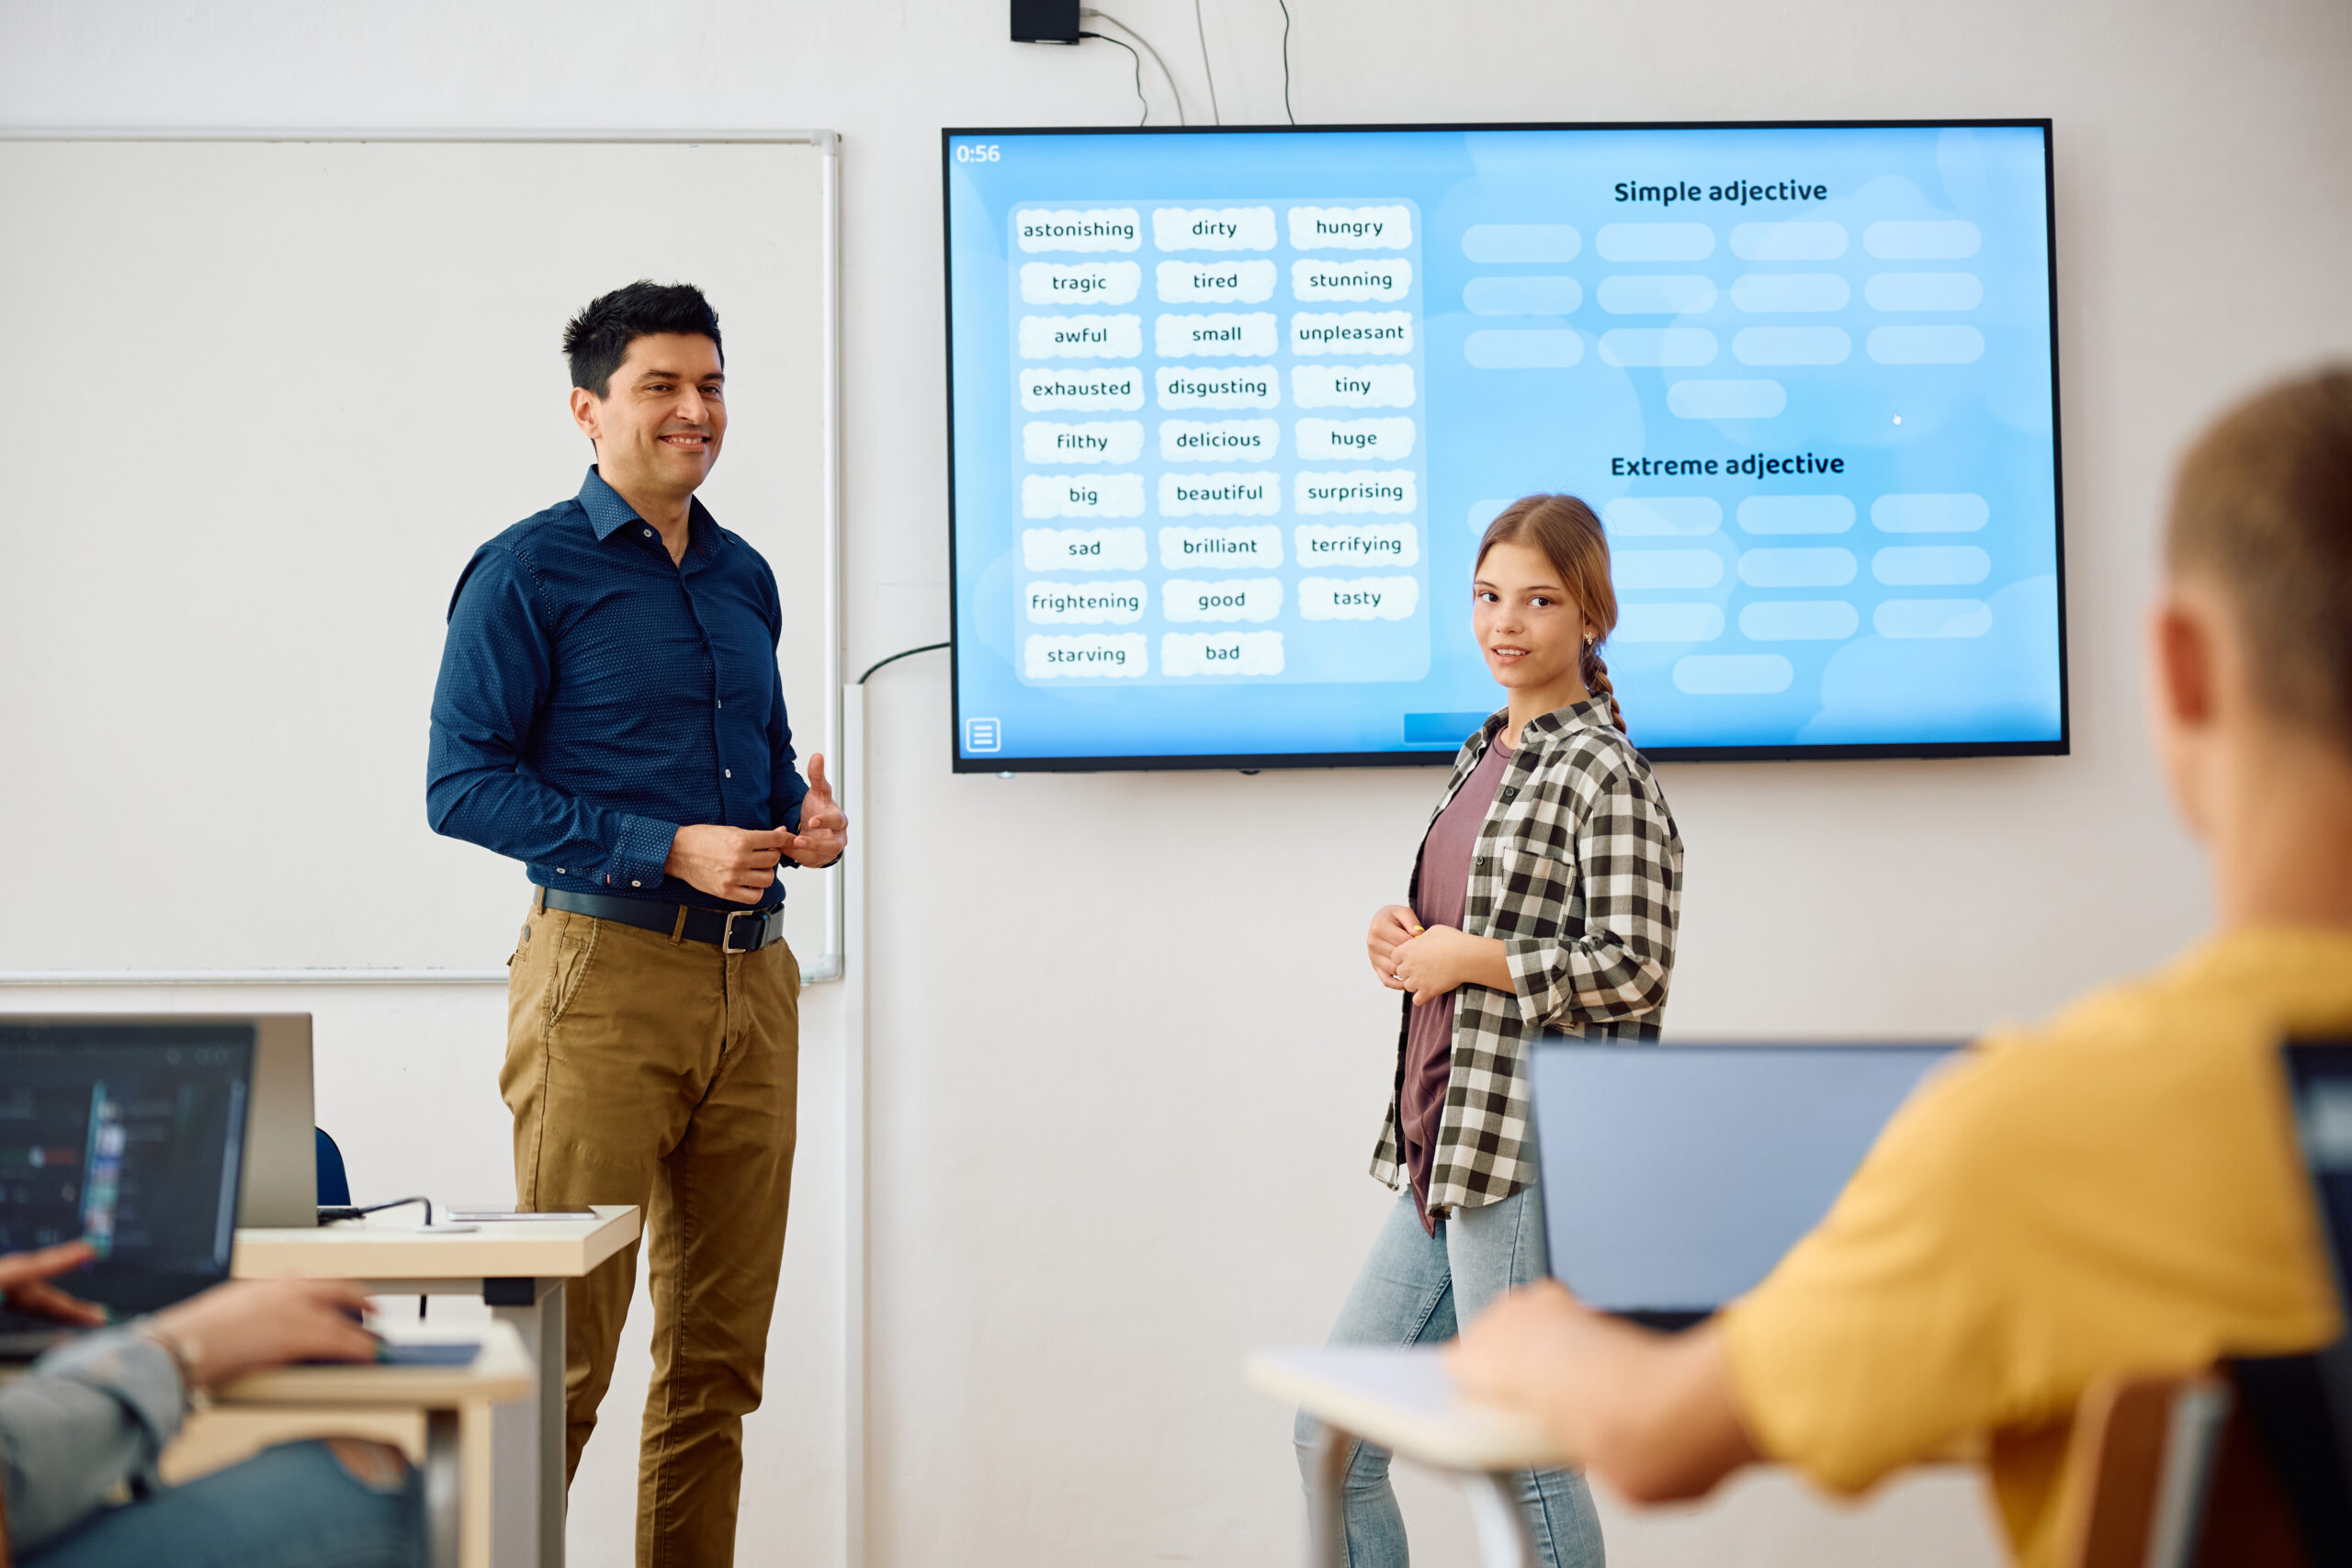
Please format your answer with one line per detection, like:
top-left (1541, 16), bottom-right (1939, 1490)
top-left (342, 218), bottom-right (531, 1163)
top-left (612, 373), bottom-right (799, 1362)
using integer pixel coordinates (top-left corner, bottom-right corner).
top-left (781, 754), bottom-right (847, 869)
top-left (1367, 905), bottom-right (1424, 987)
top-left (1449, 1279), bottom-right (1592, 1418)
top-left (0, 1241), bottom-right (107, 1327)
top-left (1451, 1280), bottom-right (1762, 1504)
top-left (1389, 923), bottom-right (1487, 1004)
top-left (147, 1278), bottom-right (379, 1391)
top-left (665, 824), bottom-right (794, 904)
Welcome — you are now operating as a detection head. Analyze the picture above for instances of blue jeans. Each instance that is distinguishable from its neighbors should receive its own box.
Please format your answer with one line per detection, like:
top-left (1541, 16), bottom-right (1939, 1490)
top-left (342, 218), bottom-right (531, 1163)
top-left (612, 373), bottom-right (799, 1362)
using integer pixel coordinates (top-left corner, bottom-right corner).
top-left (1295, 1185), bottom-right (1605, 1568)
top-left (25, 1439), bottom-right (424, 1568)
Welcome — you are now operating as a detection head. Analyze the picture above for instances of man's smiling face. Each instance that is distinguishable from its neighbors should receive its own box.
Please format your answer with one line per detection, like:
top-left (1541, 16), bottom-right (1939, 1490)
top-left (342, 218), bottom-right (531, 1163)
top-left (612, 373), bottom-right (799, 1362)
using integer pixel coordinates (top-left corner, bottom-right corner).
top-left (571, 332), bottom-right (727, 499)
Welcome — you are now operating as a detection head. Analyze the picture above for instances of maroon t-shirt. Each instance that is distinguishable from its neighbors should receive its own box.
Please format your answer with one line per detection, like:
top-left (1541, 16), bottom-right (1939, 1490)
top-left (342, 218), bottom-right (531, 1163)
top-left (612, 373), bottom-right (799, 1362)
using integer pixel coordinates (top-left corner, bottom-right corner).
top-left (1400, 734), bottom-right (1516, 1230)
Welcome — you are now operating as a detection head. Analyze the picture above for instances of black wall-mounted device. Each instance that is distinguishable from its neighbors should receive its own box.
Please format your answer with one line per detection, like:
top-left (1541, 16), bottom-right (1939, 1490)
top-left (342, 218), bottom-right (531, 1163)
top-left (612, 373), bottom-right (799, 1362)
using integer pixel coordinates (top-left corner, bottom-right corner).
top-left (1012, 0), bottom-right (1080, 45)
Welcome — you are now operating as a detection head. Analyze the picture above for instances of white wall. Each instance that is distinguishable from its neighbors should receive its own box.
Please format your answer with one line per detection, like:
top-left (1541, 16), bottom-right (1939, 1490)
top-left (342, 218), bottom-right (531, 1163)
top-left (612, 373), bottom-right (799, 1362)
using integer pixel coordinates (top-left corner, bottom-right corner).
top-left (6, 2), bottom-right (2351, 1565)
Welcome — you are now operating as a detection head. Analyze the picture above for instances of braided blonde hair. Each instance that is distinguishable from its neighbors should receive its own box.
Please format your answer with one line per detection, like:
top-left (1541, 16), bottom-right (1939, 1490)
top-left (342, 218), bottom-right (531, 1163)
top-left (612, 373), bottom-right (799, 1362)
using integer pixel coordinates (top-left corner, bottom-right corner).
top-left (1476, 494), bottom-right (1625, 733)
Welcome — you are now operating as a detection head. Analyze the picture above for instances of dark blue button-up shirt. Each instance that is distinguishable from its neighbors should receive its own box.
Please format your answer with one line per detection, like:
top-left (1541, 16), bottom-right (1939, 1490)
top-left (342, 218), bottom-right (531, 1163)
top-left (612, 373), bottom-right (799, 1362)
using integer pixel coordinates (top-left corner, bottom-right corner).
top-left (427, 468), bottom-right (810, 911)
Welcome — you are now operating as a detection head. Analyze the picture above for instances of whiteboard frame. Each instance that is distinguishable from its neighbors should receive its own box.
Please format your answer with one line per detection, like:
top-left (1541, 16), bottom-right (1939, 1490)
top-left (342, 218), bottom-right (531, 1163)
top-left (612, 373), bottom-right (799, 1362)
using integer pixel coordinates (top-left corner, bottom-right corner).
top-left (0, 128), bottom-right (846, 985)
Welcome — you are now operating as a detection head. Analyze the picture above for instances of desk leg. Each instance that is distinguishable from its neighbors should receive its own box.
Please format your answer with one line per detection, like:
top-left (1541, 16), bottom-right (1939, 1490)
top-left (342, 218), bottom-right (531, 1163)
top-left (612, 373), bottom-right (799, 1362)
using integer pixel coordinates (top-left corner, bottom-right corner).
top-left (1307, 1424), bottom-right (1350, 1568)
top-left (535, 1283), bottom-right (567, 1568)
top-left (1462, 1472), bottom-right (1538, 1568)
top-left (489, 1280), bottom-right (567, 1568)
top-left (424, 1408), bottom-right (462, 1568)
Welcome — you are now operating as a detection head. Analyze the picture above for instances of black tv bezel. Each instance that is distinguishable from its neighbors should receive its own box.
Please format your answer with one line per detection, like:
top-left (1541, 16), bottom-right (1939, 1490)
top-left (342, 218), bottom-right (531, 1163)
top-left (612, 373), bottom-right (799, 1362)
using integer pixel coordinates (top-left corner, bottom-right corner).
top-left (941, 118), bottom-right (2068, 773)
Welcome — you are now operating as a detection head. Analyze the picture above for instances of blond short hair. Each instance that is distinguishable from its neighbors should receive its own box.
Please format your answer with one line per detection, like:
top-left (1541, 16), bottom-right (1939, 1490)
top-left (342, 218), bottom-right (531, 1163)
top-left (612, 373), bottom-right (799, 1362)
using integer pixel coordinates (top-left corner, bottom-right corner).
top-left (2167, 367), bottom-right (2352, 742)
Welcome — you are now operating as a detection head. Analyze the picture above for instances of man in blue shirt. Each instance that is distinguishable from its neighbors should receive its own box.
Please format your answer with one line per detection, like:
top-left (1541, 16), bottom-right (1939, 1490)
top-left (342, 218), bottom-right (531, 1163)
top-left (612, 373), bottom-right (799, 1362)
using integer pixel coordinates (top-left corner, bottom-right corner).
top-left (427, 280), bottom-right (844, 1564)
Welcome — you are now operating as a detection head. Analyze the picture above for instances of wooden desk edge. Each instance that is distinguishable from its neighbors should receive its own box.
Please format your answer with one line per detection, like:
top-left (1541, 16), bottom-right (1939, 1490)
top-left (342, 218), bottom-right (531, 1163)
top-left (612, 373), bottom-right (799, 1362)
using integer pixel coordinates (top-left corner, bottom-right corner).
top-left (1247, 1350), bottom-right (1567, 1474)
top-left (232, 1204), bottom-right (640, 1282)
top-left (1249, 1350), bottom-right (1990, 1477)
top-left (571, 1203), bottom-right (639, 1273)
top-left (215, 1322), bottom-right (533, 1408)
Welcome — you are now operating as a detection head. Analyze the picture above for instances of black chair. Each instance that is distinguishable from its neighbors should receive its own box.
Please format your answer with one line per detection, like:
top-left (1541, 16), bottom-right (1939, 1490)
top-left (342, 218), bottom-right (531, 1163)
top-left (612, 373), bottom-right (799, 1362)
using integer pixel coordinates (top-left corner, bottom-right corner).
top-left (315, 1126), bottom-right (352, 1206)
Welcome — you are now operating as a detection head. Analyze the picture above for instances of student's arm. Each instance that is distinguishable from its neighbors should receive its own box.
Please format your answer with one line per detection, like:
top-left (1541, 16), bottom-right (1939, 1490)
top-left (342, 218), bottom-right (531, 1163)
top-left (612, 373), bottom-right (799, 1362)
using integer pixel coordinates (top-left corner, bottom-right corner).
top-left (1387, 760), bottom-right (1676, 1013)
top-left (1470, 1050), bottom-right (2084, 1519)
top-left (425, 547), bottom-right (678, 888)
top-left (0, 1245), bottom-right (154, 1555)
top-left (1388, 925), bottom-right (1512, 1001)
top-left (0, 1329), bottom-right (187, 1554)
top-left (1450, 1280), bottom-right (1759, 1503)
top-left (1503, 759), bottom-right (1677, 1025)
top-left (1, 1277), bottom-right (379, 1555)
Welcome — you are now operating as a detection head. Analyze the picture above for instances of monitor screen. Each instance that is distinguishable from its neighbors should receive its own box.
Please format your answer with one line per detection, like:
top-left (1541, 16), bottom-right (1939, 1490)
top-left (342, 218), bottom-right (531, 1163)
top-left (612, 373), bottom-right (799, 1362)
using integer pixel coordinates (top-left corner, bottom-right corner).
top-left (2287, 1042), bottom-right (2352, 1285)
top-left (943, 120), bottom-right (2064, 770)
top-left (1527, 1042), bottom-right (1957, 1318)
top-left (2268, 1041), bottom-right (2352, 1541)
top-left (0, 1022), bottom-right (253, 1313)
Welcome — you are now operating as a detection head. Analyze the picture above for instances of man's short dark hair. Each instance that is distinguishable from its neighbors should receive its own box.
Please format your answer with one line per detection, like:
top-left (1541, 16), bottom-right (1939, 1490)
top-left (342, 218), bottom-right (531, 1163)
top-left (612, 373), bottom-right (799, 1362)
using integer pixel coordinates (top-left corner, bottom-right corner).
top-left (563, 280), bottom-right (723, 399)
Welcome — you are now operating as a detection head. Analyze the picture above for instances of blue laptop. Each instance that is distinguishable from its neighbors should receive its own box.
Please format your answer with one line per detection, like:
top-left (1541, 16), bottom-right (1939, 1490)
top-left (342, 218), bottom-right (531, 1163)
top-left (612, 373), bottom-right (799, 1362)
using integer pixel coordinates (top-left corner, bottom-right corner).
top-left (1525, 1041), bottom-right (1958, 1329)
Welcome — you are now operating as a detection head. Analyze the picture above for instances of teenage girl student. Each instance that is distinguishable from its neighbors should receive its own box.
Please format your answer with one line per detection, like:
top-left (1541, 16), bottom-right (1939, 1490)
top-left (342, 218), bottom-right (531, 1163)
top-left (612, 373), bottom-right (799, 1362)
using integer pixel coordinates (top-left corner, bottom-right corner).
top-left (1295, 494), bottom-right (1685, 1568)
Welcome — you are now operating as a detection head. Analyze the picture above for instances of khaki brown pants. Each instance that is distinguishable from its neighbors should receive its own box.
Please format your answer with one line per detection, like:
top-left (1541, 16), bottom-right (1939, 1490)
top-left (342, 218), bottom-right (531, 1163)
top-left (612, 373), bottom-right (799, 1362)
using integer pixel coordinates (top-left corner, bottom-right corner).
top-left (503, 897), bottom-right (799, 1568)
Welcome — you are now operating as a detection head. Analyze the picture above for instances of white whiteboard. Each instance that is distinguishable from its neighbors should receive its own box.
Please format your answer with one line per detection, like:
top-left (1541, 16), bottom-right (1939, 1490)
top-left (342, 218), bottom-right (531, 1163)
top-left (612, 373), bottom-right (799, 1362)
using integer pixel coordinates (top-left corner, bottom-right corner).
top-left (0, 133), bottom-right (840, 976)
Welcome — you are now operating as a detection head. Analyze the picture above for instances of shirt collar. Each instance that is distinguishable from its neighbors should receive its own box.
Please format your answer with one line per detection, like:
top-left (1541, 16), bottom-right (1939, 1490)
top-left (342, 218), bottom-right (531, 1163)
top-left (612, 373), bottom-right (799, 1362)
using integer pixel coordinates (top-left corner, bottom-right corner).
top-left (577, 467), bottom-right (723, 553)
top-left (1480, 697), bottom-right (1611, 750)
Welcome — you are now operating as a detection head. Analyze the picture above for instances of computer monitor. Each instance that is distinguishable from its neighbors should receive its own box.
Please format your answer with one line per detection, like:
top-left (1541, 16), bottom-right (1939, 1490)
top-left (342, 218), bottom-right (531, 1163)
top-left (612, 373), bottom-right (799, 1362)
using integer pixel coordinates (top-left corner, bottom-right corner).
top-left (0, 1015), bottom-right (315, 1229)
top-left (2254, 1039), bottom-right (2352, 1556)
top-left (2282, 1039), bottom-right (2352, 1320)
top-left (0, 1020), bottom-right (255, 1320)
top-left (943, 121), bottom-right (2067, 770)
top-left (1526, 1040), bottom-right (1958, 1325)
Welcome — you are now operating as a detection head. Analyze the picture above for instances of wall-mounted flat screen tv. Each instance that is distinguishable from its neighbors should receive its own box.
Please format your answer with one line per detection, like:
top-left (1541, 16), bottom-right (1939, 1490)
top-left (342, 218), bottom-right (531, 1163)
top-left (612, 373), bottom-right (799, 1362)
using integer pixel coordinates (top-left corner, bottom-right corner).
top-left (943, 120), bottom-right (2064, 771)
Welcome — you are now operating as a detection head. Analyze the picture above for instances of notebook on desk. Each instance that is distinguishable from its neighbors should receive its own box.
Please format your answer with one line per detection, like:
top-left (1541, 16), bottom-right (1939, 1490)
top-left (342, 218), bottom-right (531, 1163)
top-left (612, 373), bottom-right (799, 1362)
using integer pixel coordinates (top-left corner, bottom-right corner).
top-left (1525, 1041), bottom-right (1958, 1329)
top-left (0, 1022), bottom-right (255, 1358)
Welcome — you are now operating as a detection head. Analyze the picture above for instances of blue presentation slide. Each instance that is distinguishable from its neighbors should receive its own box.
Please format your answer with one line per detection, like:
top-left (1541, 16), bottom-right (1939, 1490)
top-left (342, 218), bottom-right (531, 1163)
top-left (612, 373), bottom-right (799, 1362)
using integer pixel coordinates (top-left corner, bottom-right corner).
top-left (944, 123), bottom-right (2063, 767)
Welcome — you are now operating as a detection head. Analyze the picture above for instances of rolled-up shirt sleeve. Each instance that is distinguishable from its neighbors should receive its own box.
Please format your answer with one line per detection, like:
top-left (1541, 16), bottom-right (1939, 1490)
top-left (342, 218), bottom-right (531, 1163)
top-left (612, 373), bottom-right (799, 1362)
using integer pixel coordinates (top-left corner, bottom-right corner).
top-left (426, 547), bottom-right (678, 887)
top-left (1503, 758), bottom-right (1679, 1026)
top-left (1, 1328), bottom-right (185, 1555)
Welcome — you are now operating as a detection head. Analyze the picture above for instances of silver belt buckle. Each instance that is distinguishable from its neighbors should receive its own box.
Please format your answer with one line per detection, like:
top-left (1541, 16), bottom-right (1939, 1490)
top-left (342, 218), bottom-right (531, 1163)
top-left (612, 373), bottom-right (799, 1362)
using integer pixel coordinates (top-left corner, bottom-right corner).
top-left (722, 909), bottom-right (764, 953)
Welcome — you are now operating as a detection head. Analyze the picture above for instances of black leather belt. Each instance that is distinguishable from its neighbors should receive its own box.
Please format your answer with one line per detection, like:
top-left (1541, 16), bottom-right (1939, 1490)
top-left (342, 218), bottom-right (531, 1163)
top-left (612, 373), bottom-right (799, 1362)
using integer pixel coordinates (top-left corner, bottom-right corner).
top-left (540, 889), bottom-right (787, 953)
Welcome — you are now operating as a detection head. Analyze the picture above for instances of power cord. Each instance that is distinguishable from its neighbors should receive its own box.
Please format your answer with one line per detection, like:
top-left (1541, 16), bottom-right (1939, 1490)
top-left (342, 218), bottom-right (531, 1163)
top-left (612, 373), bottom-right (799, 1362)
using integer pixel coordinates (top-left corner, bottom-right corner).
top-left (318, 1196), bottom-right (435, 1320)
top-left (318, 1195), bottom-right (434, 1226)
top-left (1081, 9), bottom-right (1187, 124)
top-left (1192, 0), bottom-right (1222, 123)
top-left (1274, 0), bottom-right (1295, 123)
top-left (1079, 31), bottom-right (1148, 123)
top-left (857, 642), bottom-right (949, 685)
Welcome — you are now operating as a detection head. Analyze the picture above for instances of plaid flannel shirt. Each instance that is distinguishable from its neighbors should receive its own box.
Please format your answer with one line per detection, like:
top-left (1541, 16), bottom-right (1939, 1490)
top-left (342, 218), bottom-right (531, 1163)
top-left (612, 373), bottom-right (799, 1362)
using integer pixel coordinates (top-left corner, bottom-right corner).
top-left (1371, 698), bottom-right (1684, 1213)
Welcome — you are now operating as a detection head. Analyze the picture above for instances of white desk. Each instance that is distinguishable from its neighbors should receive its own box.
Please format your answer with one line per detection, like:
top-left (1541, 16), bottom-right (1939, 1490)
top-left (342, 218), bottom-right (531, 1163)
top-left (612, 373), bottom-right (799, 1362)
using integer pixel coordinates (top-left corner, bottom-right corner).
top-left (1254, 1345), bottom-right (1996, 1567)
top-left (235, 1205), bottom-right (639, 1568)
top-left (1250, 1346), bottom-right (1563, 1568)
top-left (175, 1321), bottom-right (535, 1568)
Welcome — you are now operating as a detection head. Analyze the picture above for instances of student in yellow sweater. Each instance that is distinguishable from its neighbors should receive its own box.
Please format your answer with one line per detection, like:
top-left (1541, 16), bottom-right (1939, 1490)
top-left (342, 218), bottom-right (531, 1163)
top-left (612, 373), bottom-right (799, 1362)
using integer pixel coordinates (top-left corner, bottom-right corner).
top-left (1450, 366), bottom-right (2352, 1568)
